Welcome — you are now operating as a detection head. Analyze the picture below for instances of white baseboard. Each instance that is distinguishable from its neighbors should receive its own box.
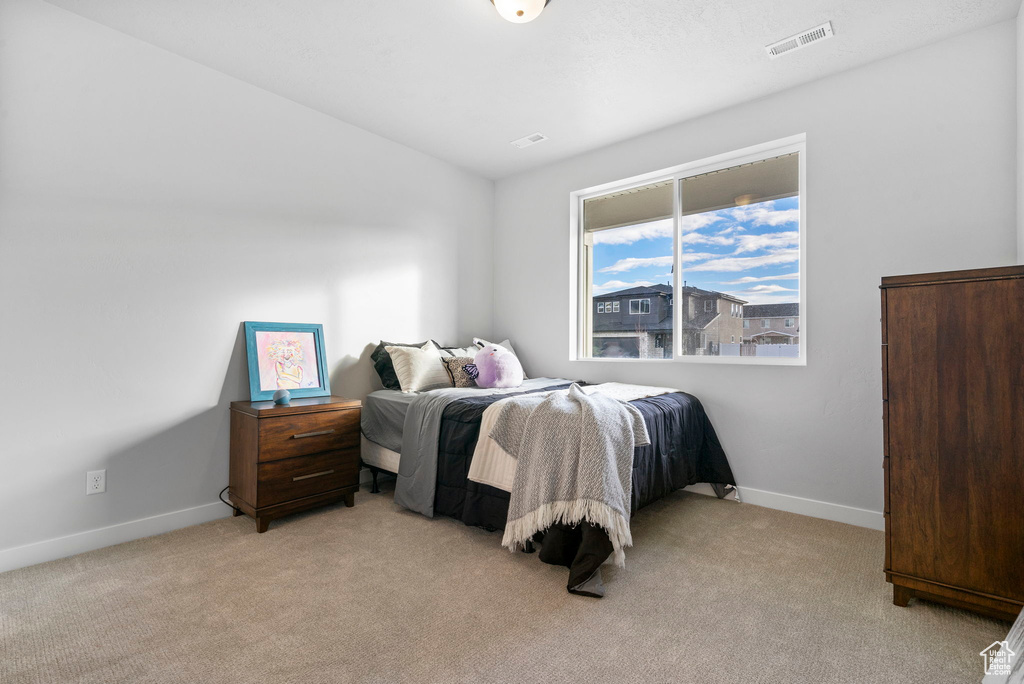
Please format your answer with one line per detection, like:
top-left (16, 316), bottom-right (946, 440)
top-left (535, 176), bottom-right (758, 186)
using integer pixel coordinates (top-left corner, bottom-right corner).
top-left (2, 479), bottom-right (881, 575)
top-left (3, 475), bottom-right (380, 574)
top-left (733, 486), bottom-right (884, 531)
top-left (0, 502), bottom-right (232, 574)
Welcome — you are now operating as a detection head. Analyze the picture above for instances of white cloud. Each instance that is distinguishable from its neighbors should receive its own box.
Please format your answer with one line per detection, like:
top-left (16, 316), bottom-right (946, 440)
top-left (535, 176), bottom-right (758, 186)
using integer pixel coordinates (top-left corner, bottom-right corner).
top-left (593, 279), bottom-right (656, 293)
top-left (721, 272), bottom-right (799, 285)
top-left (679, 214), bottom-right (724, 233)
top-left (716, 225), bottom-right (746, 236)
top-left (686, 248), bottom-right (799, 272)
top-left (729, 205), bottom-right (799, 227)
top-left (682, 232), bottom-right (734, 246)
top-left (600, 251), bottom-right (723, 274)
top-left (681, 251), bottom-right (718, 263)
top-left (592, 219), bottom-right (672, 245)
top-left (742, 284), bottom-right (797, 294)
top-left (599, 255), bottom-right (673, 273)
top-left (732, 231), bottom-right (799, 254)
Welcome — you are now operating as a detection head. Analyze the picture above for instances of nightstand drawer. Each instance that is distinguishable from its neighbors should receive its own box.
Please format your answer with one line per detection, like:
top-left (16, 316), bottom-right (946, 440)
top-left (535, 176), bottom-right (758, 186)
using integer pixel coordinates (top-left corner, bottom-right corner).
top-left (258, 409), bottom-right (360, 462)
top-left (257, 449), bottom-right (360, 508)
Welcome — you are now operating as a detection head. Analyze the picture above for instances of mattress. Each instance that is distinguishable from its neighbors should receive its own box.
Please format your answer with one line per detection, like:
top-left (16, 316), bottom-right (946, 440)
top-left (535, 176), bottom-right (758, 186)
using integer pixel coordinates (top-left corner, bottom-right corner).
top-left (360, 381), bottom-right (691, 492)
top-left (360, 435), bottom-right (401, 473)
top-left (360, 389), bottom-right (419, 454)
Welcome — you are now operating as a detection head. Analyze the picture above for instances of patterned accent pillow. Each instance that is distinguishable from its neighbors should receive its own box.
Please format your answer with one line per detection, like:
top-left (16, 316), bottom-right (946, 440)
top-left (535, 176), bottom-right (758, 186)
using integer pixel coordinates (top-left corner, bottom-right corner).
top-left (441, 356), bottom-right (478, 388)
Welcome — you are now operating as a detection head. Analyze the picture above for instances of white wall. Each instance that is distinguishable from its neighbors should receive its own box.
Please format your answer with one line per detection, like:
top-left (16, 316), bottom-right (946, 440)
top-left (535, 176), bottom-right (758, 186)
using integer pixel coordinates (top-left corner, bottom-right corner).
top-left (493, 20), bottom-right (1019, 522)
top-left (1019, 6), bottom-right (1024, 263)
top-left (0, 0), bottom-right (494, 565)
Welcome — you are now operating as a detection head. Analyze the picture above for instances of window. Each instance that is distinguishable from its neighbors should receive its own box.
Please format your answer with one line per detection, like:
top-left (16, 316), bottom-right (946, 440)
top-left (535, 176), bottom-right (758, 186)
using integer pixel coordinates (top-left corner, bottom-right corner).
top-left (576, 135), bottom-right (804, 364)
top-left (629, 299), bottom-right (650, 315)
top-left (597, 302), bottom-right (605, 313)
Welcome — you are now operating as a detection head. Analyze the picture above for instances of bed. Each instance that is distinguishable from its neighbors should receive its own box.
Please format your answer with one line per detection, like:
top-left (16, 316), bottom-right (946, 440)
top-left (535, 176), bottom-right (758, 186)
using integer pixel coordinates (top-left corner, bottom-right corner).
top-left (360, 376), bottom-right (736, 595)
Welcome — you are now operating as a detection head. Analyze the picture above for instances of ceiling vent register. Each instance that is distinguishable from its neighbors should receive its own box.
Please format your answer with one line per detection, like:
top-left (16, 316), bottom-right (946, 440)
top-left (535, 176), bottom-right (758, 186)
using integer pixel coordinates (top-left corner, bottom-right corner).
top-left (766, 21), bottom-right (834, 59)
top-left (510, 132), bottom-right (549, 149)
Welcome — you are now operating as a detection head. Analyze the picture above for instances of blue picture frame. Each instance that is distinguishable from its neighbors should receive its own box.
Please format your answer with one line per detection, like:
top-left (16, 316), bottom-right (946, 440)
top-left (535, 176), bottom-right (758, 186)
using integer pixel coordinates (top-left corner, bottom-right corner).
top-left (243, 321), bottom-right (331, 402)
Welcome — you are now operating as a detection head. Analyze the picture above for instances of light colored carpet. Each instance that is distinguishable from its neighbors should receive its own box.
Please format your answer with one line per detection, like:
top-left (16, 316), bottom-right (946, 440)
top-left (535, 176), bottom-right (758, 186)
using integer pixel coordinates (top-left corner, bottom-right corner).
top-left (0, 484), bottom-right (1008, 684)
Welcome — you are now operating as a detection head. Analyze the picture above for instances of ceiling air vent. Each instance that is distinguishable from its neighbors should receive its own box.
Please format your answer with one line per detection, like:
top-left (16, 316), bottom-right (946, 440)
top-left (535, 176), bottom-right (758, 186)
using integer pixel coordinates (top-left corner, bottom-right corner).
top-left (766, 21), bottom-right (834, 59)
top-left (510, 132), bottom-right (549, 149)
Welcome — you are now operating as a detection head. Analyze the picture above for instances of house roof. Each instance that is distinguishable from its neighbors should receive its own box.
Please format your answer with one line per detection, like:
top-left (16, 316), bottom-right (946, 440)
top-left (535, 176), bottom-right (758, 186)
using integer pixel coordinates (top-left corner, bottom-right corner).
top-left (595, 284), bottom-right (672, 298)
top-left (596, 283), bottom-right (746, 304)
top-left (743, 302), bottom-right (799, 318)
top-left (682, 311), bottom-right (721, 330)
top-left (748, 330), bottom-right (797, 337)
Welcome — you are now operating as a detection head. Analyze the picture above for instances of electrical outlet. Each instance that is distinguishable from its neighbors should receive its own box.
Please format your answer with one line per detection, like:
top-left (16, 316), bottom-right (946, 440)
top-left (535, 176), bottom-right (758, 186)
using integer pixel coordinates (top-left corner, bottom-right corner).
top-left (87, 469), bottom-right (106, 495)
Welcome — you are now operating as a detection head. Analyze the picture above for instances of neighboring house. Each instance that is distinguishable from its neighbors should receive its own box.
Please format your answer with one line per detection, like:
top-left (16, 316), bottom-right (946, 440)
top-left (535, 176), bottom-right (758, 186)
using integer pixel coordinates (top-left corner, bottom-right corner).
top-left (593, 284), bottom-right (746, 358)
top-left (742, 303), bottom-right (800, 344)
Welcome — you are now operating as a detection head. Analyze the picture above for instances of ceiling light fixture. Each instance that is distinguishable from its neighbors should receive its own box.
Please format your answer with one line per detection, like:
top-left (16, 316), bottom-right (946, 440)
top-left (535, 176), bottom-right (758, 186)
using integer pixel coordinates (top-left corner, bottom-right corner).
top-left (490, 0), bottom-right (549, 24)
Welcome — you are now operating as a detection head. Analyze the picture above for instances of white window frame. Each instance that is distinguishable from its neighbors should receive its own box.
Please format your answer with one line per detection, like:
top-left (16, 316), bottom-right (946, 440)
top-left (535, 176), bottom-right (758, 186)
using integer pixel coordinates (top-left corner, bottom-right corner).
top-left (612, 301), bottom-right (620, 313)
top-left (629, 298), bottom-right (650, 315)
top-left (785, 318), bottom-right (794, 328)
top-left (762, 319), bottom-right (770, 328)
top-left (597, 302), bottom-right (605, 313)
top-left (569, 134), bottom-right (806, 366)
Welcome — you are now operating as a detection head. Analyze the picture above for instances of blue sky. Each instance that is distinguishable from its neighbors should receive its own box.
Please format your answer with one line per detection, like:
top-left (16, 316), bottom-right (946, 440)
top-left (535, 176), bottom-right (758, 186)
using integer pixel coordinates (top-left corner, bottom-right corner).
top-left (592, 196), bottom-right (800, 306)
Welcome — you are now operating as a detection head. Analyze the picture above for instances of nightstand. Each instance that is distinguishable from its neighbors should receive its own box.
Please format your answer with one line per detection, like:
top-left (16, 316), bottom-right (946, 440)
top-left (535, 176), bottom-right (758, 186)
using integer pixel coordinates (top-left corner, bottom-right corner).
top-left (229, 395), bottom-right (361, 533)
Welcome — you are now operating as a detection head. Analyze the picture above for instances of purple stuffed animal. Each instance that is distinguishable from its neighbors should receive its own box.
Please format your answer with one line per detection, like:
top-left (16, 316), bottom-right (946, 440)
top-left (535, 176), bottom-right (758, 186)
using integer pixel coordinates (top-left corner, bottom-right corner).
top-left (471, 343), bottom-right (523, 389)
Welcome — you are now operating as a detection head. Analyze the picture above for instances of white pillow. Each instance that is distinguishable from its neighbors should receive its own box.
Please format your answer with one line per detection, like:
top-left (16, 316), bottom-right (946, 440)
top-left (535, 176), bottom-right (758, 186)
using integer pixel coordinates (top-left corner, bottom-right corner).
top-left (440, 345), bottom-right (479, 358)
top-left (384, 343), bottom-right (453, 393)
top-left (473, 337), bottom-right (518, 354)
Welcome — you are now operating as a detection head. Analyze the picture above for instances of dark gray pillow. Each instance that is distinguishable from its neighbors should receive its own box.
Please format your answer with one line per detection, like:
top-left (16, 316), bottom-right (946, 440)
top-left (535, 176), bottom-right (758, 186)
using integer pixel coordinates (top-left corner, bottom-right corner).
top-left (371, 340), bottom-right (430, 390)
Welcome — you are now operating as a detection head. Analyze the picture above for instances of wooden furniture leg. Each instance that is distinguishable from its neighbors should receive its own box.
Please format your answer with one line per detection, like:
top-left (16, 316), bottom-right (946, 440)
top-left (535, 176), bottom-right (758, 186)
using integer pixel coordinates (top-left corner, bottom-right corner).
top-left (344, 491), bottom-right (355, 507)
top-left (256, 517), bottom-right (270, 534)
top-left (893, 585), bottom-right (912, 607)
top-left (232, 507), bottom-right (243, 517)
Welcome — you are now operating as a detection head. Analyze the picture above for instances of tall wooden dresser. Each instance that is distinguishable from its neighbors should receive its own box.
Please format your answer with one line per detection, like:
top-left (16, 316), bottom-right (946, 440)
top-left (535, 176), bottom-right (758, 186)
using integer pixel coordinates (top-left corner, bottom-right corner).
top-left (881, 265), bottom-right (1024, 620)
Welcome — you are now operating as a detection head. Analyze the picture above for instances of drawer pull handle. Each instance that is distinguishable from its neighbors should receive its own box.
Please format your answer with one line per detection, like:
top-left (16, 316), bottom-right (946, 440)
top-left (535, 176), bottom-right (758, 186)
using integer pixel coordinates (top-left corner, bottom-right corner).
top-left (292, 429), bottom-right (335, 439)
top-left (292, 469), bottom-right (335, 482)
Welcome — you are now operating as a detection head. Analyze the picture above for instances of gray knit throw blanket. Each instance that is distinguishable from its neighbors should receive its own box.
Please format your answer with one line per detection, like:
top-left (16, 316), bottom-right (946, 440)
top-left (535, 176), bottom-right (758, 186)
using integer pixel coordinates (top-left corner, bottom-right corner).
top-left (489, 383), bottom-right (650, 567)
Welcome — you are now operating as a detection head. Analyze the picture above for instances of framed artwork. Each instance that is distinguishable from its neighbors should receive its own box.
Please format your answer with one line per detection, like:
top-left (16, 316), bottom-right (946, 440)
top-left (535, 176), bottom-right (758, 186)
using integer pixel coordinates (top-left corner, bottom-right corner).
top-left (243, 321), bottom-right (331, 401)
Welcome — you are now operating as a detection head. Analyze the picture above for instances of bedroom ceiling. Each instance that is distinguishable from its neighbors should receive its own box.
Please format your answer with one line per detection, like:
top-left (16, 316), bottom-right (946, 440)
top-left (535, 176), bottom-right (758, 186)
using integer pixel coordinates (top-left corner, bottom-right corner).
top-left (44, 0), bottom-right (1020, 179)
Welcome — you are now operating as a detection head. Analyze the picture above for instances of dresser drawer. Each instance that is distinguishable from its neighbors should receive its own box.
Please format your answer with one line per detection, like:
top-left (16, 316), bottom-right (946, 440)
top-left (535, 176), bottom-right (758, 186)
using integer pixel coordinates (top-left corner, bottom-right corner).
top-left (258, 409), bottom-right (360, 462)
top-left (257, 449), bottom-right (360, 508)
